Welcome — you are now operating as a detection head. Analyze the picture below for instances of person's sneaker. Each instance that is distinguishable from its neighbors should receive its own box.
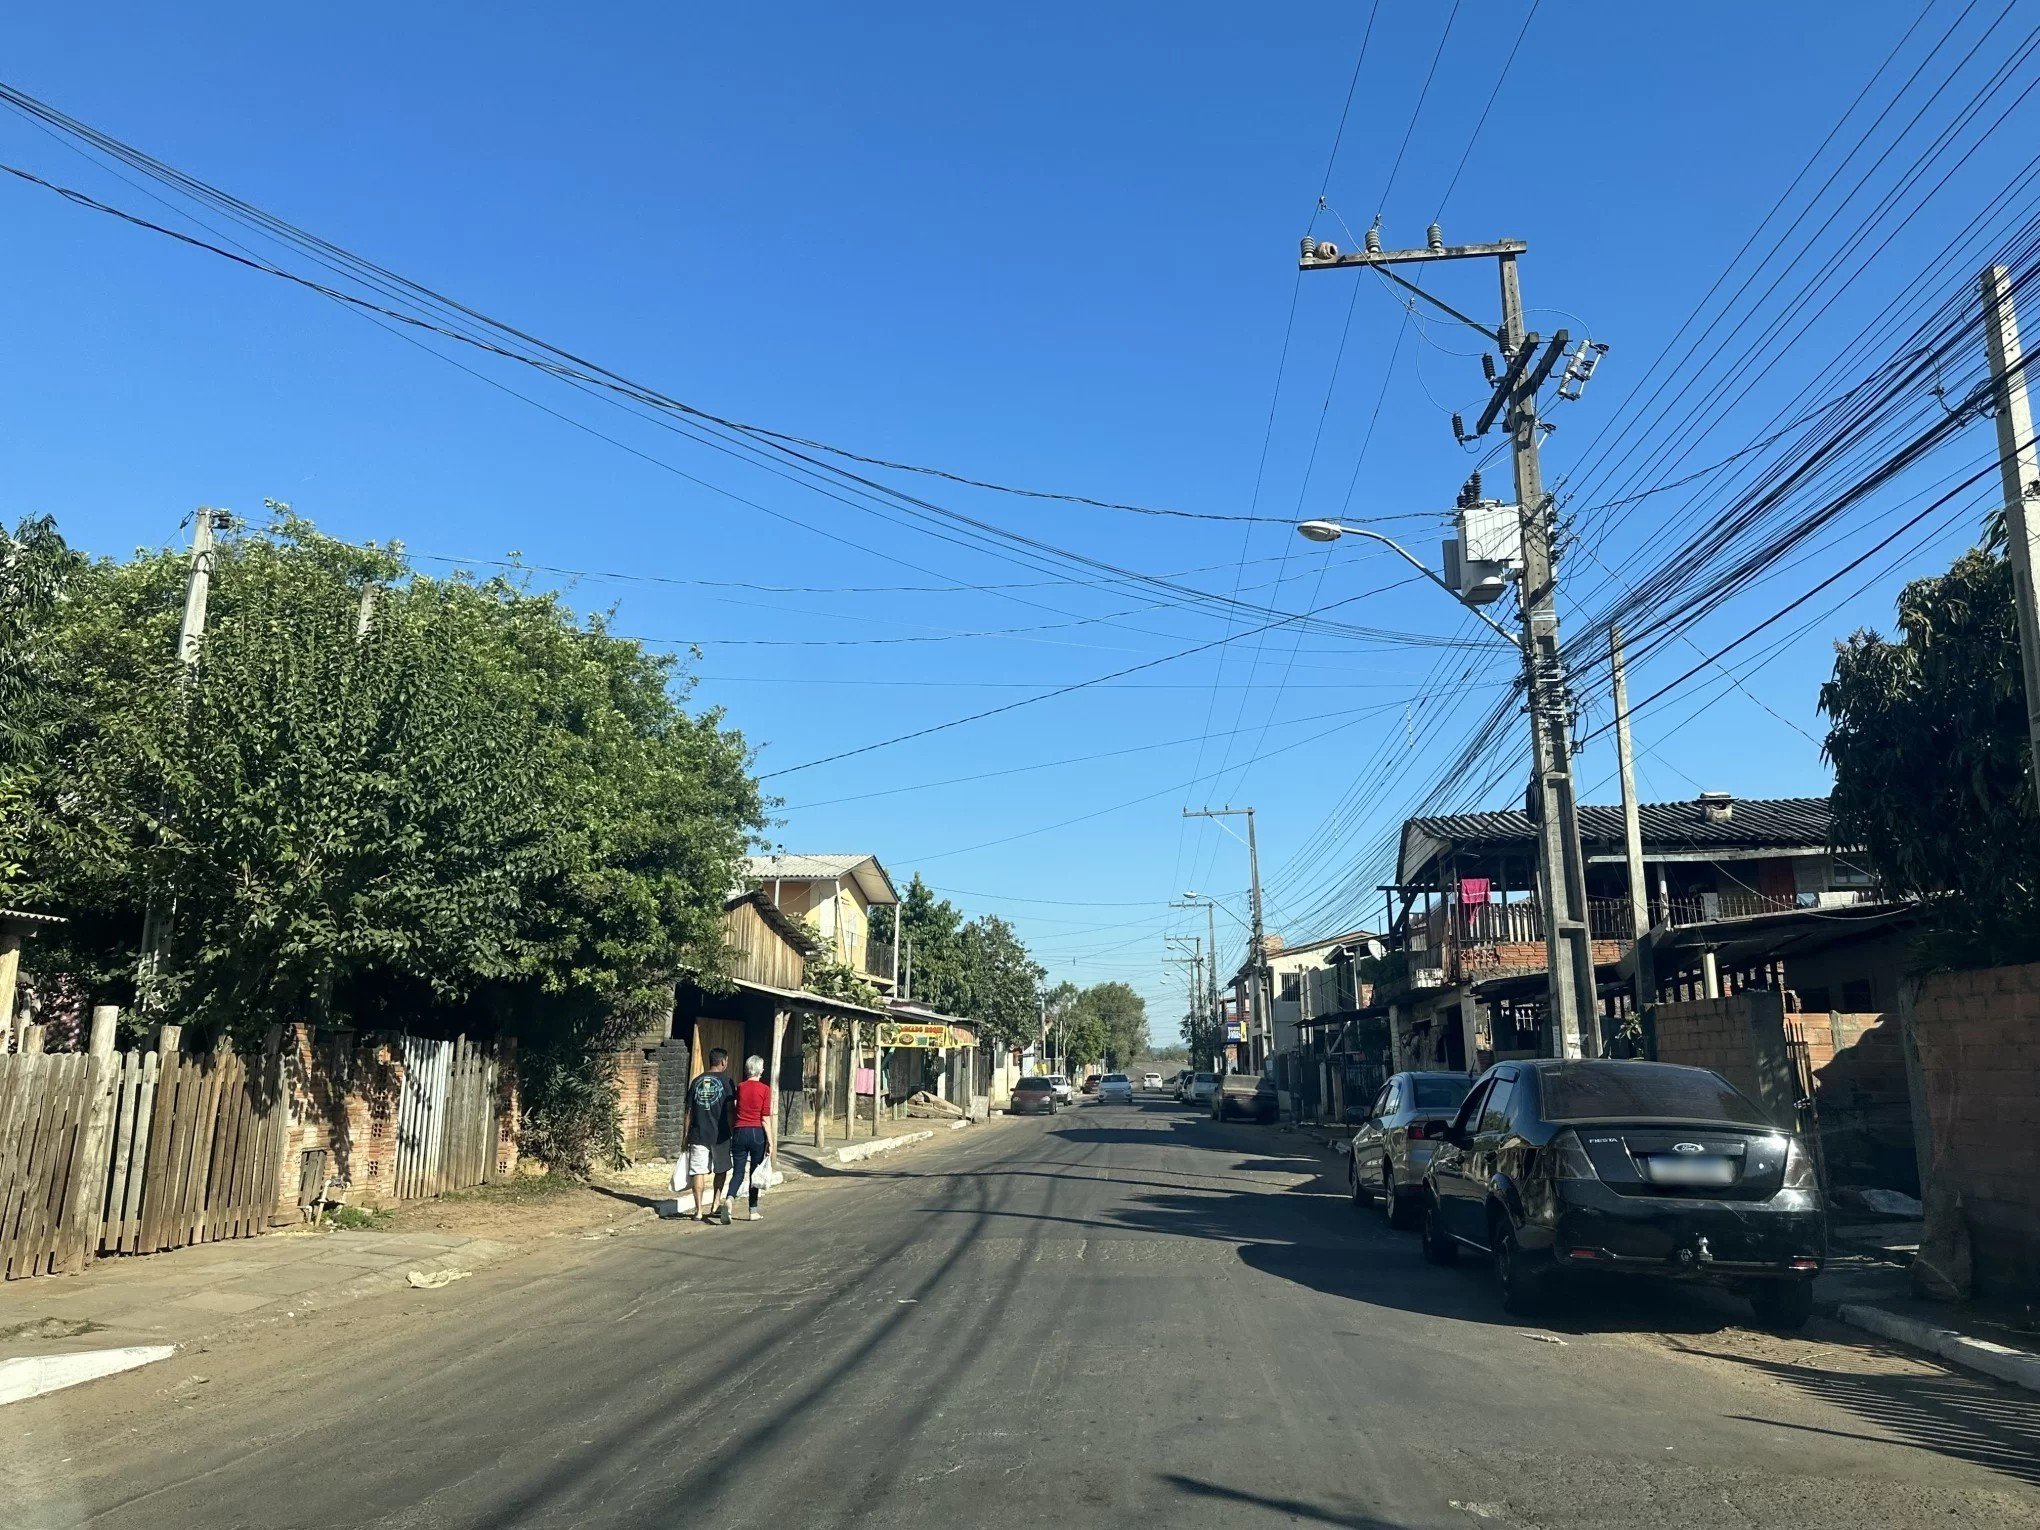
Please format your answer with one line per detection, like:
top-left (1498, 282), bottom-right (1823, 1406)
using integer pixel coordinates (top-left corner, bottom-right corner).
top-left (717, 1202), bottom-right (733, 1226)
top-left (749, 1209), bottom-right (763, 1222)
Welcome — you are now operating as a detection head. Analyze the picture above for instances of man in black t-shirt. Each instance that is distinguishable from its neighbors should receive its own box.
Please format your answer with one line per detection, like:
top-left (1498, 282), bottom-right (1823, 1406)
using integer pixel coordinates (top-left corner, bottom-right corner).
top-left (682, 1047), bottom-right (737, 1224)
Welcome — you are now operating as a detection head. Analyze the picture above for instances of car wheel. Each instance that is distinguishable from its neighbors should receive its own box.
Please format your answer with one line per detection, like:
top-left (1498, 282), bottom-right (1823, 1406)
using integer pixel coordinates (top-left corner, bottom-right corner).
top-left (1491, 1211), bottom-right (1546, 1317)
top-left (1349, 1159), bottom-right (1368, 1207)
top-left (1421, 1196), bottom-right (1459, 1266)
top-left (1382, 1167), bottom-right (1415, 1230)
top-left (1749, 1280), bottom-right (1814, 1330)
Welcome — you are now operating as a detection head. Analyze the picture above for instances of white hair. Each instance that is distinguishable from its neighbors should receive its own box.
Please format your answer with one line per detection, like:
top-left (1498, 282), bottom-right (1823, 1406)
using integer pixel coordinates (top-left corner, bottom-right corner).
top-left (745, 1054), bottom-right (766, 1080)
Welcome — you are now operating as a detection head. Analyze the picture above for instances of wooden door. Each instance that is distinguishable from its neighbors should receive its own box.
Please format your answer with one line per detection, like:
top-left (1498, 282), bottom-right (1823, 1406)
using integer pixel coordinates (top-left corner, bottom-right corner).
top-left (689, 1020), bottom-right (747, 1081)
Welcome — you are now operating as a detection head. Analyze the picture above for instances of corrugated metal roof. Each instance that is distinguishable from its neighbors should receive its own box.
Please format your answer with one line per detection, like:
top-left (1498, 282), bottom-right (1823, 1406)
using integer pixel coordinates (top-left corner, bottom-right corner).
top-left (743, 853), bottom-right (899, 906)
top-left (1409, 796), bottom-right (1833, 853)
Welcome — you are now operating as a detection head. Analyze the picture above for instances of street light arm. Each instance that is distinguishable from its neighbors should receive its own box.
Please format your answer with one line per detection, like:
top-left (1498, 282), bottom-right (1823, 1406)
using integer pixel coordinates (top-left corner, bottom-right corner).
top-left (1318, 523), bottom-right (1519, 645)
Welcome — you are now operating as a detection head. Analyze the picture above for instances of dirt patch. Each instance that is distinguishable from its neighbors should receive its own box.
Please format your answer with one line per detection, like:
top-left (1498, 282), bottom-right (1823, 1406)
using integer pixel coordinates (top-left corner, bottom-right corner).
top-left (381, 1171), bottom-right (663, 1243)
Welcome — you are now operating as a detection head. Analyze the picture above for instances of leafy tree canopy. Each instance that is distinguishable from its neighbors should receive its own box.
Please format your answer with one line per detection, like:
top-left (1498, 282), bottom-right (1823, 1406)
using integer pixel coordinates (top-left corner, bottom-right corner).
top-left (1820, 538), bottom-right (2040, 967)
top-left (875, 875), bottom-right (1046, 1045)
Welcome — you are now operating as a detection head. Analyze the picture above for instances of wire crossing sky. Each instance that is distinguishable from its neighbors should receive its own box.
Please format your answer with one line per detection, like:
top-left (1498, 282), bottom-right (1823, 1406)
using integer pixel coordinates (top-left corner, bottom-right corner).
top-left (2, 1), bottom-right (2034, 1024)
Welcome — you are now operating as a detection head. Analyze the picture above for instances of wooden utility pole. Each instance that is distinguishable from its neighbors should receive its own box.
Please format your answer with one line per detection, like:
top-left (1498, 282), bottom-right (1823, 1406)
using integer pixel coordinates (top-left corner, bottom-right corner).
top-left (1981, 264), bottom-right (2040, 815)
top-left (1300, 235), bottom-right (1598, 1059)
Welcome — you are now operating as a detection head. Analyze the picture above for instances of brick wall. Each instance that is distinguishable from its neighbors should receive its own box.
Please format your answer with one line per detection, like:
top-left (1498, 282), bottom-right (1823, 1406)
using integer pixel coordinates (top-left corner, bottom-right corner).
top-left (1914, 962), bottom-right (2040, 1298)
top-left (612, 1047), bottom-right (661, 1156)
top-left (1653, 996), bottom-right (1761, 1096)
top-left (1793, 1011), bottom-right (1915, 1194)
top-left (278, 1028), bottom-right (521, 1219)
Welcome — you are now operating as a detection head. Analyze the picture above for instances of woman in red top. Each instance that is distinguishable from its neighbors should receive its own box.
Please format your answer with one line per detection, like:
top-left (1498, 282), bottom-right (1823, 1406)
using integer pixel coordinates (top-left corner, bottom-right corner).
top-left (729, 1056), bottom-right (776, 1221)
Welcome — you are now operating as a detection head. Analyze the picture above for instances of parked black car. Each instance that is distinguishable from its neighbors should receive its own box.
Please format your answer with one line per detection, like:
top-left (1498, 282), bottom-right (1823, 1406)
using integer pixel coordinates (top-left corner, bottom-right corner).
top-left (1009, 1077), bottom-right (1060, 1116)
top-left (1348, 1070), bottom-right (1476, 1228)
top-left (1419, 1059), bottom-right (1825, 1327)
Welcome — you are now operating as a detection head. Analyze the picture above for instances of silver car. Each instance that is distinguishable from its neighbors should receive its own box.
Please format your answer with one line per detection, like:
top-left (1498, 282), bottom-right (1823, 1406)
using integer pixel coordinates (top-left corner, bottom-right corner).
top-left (1096, 1072), bottom-right (1134, 1104)
top-left (1349, 1071), bottom-right (1475, 1228)
top-left (1183, 1071), bottom-right (1218, 1106)
top-left (1047, 1074), bottom-right (1074, 1104)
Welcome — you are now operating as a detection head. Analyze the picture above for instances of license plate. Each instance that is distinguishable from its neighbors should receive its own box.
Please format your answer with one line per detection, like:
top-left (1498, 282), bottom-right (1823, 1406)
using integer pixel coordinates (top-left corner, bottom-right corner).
top-left (1642, 1155), bottom-right (1735, 1187)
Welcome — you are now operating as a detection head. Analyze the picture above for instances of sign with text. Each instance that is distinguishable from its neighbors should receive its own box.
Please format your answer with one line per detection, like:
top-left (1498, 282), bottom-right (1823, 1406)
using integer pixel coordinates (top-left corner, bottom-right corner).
top-left (878, 1021), bottom-right (956, 1049)
top-left (1223, 1020), bottom-right (1246, 1042)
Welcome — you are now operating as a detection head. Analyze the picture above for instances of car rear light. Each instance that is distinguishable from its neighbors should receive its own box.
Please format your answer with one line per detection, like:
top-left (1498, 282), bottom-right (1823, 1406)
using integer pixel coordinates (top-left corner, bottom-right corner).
top-left (1567, 1247), bottom-right (1607, 1261)
top-left (1782, 1136), bottom-right (1817, 1190)
top-left (1551, 1128), bottom-right (1599, 1181)
top-left (1789, 1256), bottom-right (1820, 1271)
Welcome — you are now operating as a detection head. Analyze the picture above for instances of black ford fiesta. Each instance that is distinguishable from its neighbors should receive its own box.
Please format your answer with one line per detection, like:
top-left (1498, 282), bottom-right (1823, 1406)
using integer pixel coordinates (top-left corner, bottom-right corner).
top-left (1420, 1060), bottom-right (1826, 1327)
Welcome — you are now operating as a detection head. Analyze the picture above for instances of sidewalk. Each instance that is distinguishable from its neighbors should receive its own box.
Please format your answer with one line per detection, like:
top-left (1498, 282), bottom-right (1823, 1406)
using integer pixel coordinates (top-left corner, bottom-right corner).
top-left (0, 1226), bottom-right (510, 1365)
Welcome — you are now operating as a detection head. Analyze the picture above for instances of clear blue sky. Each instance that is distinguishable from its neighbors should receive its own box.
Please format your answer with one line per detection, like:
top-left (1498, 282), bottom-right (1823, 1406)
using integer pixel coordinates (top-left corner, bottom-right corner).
top-left (3, 2), bottom-right (2029, 1026)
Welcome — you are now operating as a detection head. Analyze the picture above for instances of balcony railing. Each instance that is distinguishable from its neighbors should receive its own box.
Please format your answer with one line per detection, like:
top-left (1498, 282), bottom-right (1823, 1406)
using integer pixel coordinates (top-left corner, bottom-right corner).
top-left (864, 938), bottom-right (896, 982)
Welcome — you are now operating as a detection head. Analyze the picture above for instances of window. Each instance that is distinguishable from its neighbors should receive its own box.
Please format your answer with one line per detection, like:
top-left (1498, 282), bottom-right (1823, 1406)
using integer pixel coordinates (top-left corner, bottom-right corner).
top-left (1412, 1076), bottom-right (1473, 1111)
top-left (1368, 1086), bottom-right (1392, 1120)
top-left (1452, 1080), bottom-right (1492, 1135)
top-left (1384, 1081), bottom-right (1403, 1116)
top-left (1279, 972), bottom-right (1300, 1002)
top-left (1799, 986), bottom-right (1833, 1014)
top-left (1541, 1062), bottom-right (1769, 1125)
top-left (1841, 978), bottom-right (1875, 1011)
top-left (1480, 1074), bottom-right (1517, 1133)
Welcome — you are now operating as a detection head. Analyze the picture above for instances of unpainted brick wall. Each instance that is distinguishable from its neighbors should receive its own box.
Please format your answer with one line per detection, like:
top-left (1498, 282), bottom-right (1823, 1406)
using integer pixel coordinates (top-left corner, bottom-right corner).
top-left (612, 1047), bottom-right (661, 1157)
top-left (1653, 997), bottom-right (1761, 1097)
top-left (1794, 1011), bottom-right (1915, 1194)
top-left (278, 1028), bottom-right (521, 1219)
top-left (1914, 962), bottom-right (2040, 1299)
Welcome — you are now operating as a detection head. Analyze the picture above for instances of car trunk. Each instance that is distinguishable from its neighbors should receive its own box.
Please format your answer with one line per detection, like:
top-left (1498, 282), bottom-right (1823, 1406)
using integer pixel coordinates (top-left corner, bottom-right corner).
top-left (1572, 1123), bottom-right (1788, 1201)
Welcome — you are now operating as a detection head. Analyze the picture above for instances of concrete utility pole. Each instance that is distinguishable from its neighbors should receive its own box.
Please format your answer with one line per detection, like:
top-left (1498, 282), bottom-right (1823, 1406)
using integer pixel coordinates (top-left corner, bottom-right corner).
top-left (1611, 626), bottom-right (1656, 1048)
top-left (1183, 807), bottom-right (1269, 1070)
top-left (138, 507), bottom-right (233, 1003)
top-left (1300, 233), bottom-right (1599, 1059)
top-left (1981, 264), bottom-right (2040, 816)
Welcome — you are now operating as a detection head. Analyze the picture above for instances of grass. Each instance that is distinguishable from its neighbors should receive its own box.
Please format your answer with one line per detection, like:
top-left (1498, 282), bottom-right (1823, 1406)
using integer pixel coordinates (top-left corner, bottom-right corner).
top-left (434, 1173), bottom-right (584, 1206)
top-left (321, 1204), bottom-right (394, 1232)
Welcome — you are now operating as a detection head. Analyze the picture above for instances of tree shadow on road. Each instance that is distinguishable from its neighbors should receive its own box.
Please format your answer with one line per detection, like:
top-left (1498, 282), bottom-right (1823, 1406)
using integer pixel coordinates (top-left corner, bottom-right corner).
top-left (1159, 1472), bottom-right (1403, 1527)
top-left (1707, 1346), bottom-right (2040, 1490)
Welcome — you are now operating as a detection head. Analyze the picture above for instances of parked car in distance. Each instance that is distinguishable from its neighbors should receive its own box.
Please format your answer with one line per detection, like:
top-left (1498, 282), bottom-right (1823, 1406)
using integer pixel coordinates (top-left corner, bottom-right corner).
top-left (1420, 1060), bottom-right (1825, 1327)
top-left (1047, 1074), bottom-right (1074, 1104)
top-left (1142, 1072), bottom-right (1163, 1091)
top-left (1212, 1070), bottom-right (1276, 1123)
top-left (1009, 1077), bottom-right (1059, 1116)
top-left (1081, 1074), bottom-right (1102, 1095)
top-left (1350, 1071), bottom-right (1476, 1228)
top-left (1097, 1072), bottom-right (1135, 1104)
top-left (1183, 1071), bottom-right (1218, 1105)
top-left (1172, 1070), bottom-right (1194, 1099)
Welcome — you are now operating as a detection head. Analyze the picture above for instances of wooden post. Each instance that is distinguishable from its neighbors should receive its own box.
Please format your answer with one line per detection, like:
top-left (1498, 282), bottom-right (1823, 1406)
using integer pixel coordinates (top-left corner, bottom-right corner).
top-left (875, 1047), bottom-right (886, 1130)
top-left (768, 1008), bottom-right (788, 1137)
top-left (0, 930), bottom-right (22, 1041)
top-left (815, 1020), bottom-right (830, 1152)
top-left (847, 1020), bottom-right (862, 1139)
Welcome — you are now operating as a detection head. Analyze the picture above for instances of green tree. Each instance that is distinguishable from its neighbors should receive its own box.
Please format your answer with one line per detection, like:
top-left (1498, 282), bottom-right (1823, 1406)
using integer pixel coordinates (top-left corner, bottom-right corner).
top-left (10, 510), bottom-right (764, 1174)
top-left (1820, 537), bottom-right (2040, 966)
top-left (877, 876), bottom-right (1044, 1044)
top-left (1074, 981), bottom-right (1148, 1067)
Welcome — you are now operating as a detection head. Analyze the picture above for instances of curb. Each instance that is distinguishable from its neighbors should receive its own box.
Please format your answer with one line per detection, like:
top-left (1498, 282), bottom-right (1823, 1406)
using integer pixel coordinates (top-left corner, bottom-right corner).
top-left (0, 1345), bottom-right (176, 1407)
top-left (834, 1130), bottom-right (935, 1164)
top-left (1836, 1303), bottom-right (2040, 1394)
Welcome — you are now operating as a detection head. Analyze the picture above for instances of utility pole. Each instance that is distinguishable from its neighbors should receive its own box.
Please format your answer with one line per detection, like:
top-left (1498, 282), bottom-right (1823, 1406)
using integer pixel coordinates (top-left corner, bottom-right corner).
top-left (1300, 232), bottom-right (1599, 1059)
top-left (1981, 264), bottom-right (2040, 817)
top-left (138, 507), bottom-right (232, 1004)
top-left (1611, 626), bottom-right (1655, 1052)
top-left (1184, 807), bottom-right (1269, 1070)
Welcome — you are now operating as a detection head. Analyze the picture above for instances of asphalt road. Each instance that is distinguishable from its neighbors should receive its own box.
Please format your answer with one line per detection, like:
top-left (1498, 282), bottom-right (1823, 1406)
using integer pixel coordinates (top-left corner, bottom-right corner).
top-left (7, 1098), bottom-right (2038, 1529)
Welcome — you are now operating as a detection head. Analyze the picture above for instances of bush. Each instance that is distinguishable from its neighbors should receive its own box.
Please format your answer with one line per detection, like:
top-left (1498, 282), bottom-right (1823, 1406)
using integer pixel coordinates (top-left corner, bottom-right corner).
top-left (517, 1038), bottom-right (624, 1180)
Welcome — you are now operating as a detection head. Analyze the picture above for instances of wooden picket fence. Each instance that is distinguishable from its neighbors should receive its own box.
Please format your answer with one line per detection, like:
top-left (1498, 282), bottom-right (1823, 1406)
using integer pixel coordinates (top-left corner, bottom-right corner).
top-left (0, 1028), bottom-right (287, 1279)
top-left (392, 1035), bottom-right (505, 1200)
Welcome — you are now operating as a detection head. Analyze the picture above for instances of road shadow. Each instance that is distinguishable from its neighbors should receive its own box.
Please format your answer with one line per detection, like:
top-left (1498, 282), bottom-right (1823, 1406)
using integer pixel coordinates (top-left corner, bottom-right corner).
top-left (1159, 1472), bottom-right (1402, 1527)
top-left (1712, 1345), bottom-right (2040, 1489)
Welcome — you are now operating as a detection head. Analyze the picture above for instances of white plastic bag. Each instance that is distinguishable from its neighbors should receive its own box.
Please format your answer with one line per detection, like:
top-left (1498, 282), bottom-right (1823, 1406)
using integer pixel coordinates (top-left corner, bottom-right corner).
top-left (669, 1155), bottom-right (689, 1195)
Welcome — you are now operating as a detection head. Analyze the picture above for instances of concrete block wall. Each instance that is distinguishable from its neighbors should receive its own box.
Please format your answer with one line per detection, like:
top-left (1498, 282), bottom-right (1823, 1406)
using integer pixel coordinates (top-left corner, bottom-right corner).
top-left (1793, 1011), bottom-right (1915, 1194)
top-left (1914, 962), bottom-right (2040, 1298)
top-left (1653, 997), bottom-right (1761, 1097)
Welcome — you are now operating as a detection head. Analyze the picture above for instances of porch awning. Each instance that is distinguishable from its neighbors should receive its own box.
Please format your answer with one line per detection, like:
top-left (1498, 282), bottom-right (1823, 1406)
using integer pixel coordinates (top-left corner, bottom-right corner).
top-left (732, 977), bottom-right (892, 1021)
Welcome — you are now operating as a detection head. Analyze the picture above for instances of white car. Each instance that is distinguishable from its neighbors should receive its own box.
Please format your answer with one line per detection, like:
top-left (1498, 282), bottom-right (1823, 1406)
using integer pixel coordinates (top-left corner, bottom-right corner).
top-left (1184, 1071), bottom-right (1218, 1105)
top-left (1142, 1072), bottom-right (1163, 1090)
top-left (1046, 1074), bottom-right (1074, 1104)
top-left (1096, 1072), bottom-right (1135, 1104)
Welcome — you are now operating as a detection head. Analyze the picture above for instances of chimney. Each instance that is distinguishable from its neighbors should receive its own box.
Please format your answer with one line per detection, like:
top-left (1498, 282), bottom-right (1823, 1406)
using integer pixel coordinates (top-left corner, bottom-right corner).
top-left (1697, 791), bottom-right (1734, 823)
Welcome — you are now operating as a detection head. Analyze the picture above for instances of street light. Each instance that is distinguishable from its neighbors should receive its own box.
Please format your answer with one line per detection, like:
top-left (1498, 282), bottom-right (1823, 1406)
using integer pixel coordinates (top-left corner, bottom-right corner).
top-left (1295, 519), bottom-right (1517, 643)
